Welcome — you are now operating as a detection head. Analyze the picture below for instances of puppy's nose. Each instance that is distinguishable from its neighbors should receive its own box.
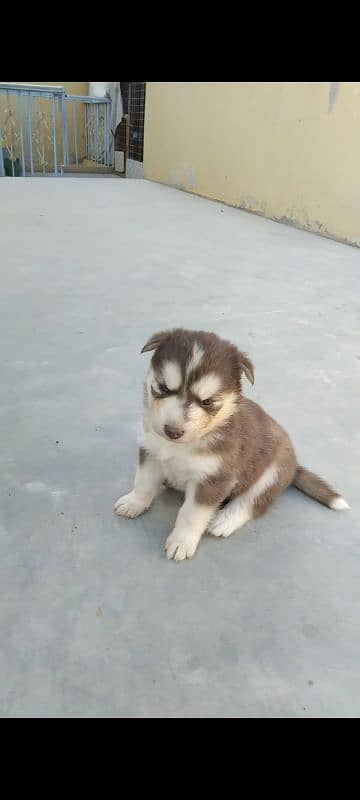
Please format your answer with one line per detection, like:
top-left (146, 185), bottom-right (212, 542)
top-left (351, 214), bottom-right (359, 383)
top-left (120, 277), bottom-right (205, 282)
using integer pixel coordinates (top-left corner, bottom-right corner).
top-left (164, 425), bottom-right (184, 441)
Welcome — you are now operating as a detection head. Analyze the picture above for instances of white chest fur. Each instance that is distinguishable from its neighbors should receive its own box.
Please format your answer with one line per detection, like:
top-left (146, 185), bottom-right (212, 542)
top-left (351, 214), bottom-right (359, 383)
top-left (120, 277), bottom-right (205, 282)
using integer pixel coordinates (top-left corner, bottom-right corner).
top-left (141, 430), bottom-right (220, 491)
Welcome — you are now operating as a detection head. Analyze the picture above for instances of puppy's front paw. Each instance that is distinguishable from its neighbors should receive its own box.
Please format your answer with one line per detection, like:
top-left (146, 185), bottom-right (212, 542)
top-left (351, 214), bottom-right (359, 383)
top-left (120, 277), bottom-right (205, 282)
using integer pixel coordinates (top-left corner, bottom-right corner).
top-left (114, 492), bottom-right (150, 519)
top-left (165, 531), bottom-right (199, 562)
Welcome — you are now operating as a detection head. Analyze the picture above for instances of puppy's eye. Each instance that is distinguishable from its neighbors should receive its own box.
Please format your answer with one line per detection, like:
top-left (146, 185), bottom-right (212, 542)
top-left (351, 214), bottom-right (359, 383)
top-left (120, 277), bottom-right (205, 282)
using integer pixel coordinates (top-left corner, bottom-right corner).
top-left (158, 383), bottom-right (171, 396)
top-left (202, 398), bottom-right (213, 407)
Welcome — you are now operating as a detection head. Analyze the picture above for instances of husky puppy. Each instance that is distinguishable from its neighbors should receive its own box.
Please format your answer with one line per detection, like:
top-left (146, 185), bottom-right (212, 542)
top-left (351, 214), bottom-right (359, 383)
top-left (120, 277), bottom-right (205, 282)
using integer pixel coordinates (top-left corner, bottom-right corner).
top-left (114, 329), bottom-right (349, 561)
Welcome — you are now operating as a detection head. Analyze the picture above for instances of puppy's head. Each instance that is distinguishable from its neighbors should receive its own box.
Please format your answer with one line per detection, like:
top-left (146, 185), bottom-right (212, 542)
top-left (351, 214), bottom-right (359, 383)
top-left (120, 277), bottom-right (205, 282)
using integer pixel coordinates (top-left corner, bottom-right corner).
top-left (142, 329), bottom-right (254, 444)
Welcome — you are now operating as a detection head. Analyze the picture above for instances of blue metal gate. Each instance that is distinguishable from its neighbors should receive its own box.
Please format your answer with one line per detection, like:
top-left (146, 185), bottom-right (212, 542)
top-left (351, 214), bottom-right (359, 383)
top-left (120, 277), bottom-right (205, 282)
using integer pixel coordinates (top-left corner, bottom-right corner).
top-left (0, 83), bottom-right (112, 177)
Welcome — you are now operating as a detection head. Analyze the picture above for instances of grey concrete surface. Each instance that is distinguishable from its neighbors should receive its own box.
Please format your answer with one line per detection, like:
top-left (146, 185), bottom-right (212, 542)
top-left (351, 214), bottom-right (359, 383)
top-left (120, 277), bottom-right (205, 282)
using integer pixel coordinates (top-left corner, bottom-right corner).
top-left (0, 177), bottom-right (359, 718)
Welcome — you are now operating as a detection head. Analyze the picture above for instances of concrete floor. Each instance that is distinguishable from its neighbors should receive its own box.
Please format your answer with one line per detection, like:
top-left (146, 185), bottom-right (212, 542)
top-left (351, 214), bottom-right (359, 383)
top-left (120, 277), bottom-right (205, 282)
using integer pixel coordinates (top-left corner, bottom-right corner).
top-left (0, 177), bottom-right (359, 718)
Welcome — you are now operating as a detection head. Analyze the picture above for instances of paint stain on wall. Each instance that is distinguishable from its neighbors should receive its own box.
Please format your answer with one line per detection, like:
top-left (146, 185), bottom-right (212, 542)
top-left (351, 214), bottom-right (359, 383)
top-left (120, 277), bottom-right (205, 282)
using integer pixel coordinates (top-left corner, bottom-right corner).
top-left (329, 82), bottom-right (341, 112)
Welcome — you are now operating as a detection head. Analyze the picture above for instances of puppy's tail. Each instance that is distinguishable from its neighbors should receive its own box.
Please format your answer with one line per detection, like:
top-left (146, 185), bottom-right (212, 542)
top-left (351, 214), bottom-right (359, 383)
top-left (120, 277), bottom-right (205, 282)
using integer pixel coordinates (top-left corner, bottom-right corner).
top-left (293, 467), bottom-right (350, 511)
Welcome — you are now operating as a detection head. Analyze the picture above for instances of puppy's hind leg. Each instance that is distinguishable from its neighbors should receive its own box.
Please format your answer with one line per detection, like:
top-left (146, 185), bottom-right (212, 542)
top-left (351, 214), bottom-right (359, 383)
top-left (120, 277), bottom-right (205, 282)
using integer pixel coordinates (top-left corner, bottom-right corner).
top-left (208, 463), bottom-right (281, 538)
top-left (208, 495), bottom-right (252, 538)
top-left (114, 449), bottom-right (164, 519)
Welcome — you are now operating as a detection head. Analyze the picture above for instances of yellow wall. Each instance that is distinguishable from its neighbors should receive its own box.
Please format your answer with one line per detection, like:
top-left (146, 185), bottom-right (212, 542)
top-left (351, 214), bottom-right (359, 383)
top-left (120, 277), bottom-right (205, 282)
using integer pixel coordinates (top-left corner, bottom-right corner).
top-left (144, 82), bottom-right (360, 246)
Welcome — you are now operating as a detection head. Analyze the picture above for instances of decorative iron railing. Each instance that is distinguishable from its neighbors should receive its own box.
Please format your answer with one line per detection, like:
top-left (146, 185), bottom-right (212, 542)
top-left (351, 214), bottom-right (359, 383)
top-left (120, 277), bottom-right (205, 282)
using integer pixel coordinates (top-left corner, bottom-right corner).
top-left (0, 83), bottom-right (112, 177)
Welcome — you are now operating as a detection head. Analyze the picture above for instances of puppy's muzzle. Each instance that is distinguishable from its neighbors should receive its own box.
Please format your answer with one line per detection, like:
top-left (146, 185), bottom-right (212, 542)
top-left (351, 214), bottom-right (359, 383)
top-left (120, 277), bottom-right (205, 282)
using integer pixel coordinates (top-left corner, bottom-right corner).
top-left (164, 425), bottom-right (185, 441)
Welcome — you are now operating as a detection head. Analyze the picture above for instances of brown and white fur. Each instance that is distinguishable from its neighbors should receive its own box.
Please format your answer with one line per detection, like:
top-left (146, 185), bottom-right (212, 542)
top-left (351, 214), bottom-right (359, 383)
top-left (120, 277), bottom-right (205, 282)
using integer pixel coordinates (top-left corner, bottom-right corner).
top-left (114, 329), bottom-right (349, 562)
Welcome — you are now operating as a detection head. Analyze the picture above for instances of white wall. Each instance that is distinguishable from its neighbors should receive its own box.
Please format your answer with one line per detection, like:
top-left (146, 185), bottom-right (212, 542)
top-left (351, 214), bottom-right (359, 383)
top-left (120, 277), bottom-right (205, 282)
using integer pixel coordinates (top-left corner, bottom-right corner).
top-left (89, 82), bottom-right (110, 98)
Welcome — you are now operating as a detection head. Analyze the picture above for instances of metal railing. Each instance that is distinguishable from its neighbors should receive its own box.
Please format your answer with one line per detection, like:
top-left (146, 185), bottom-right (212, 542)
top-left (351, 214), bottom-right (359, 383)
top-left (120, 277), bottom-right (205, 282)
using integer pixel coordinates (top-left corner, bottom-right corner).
top-left (66, 94), bottom-right (112, 170)
top-left (0, 83), bottom-right (112, 177)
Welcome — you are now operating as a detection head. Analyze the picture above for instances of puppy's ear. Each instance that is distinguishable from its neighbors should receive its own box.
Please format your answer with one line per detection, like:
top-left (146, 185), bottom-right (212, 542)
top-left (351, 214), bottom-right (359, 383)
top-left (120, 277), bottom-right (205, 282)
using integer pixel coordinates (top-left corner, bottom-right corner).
top-left (239, 352), bottom-right (255, 386)
top-left (141, 331), bottom-right (168, 354)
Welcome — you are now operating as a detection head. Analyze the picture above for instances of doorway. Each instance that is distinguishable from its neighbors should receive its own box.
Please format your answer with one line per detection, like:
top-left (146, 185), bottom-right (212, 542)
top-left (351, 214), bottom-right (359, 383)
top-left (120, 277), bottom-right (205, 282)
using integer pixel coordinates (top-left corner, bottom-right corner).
top-left (115, 82), bottom-right (146, 177)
